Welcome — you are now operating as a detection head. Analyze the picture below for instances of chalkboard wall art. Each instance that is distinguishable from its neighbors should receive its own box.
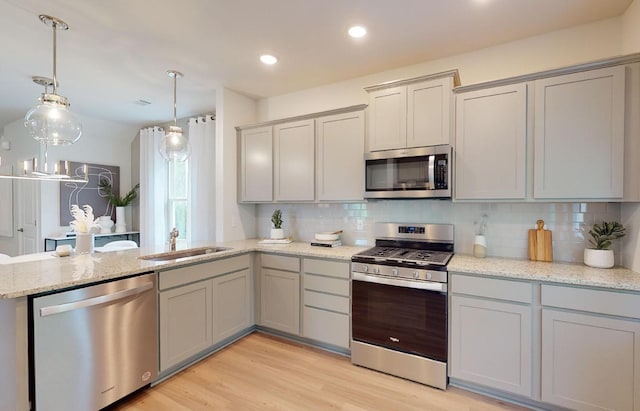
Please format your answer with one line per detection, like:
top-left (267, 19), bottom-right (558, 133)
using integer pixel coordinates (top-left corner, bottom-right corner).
top-left (59, 162), bottom-right (120, 226)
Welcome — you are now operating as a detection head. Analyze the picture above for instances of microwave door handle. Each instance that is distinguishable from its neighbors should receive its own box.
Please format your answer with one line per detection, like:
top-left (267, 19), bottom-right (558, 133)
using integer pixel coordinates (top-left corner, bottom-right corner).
top-left (428, 155), bottom-right (435, 190)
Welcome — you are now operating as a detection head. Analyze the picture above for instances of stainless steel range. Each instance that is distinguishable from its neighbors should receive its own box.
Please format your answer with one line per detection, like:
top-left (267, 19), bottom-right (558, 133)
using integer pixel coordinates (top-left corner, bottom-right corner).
top-left (351, 222), bottom-right (454, 390)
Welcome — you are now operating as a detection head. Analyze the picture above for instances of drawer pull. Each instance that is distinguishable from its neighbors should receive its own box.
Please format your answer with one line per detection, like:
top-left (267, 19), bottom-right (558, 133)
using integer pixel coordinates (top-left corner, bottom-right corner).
top-left (389, 336), bottom-right (400, 343)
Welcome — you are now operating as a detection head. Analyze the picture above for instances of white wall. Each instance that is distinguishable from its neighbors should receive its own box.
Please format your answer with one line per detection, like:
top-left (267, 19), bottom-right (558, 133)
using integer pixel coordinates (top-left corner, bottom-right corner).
top-left (257, 17), bottom-right (622, 122)
top-left (0, 115), bottom-right (138, 255)
top-left (215, 87), bottom-right (258, 241)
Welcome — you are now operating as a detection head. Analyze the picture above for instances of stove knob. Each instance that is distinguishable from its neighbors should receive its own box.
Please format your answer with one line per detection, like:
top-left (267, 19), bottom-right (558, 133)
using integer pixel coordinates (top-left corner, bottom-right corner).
top-left (413, 271), bottom-right (420, 279)
top-left (391, 269), bottom-right (399, 277)
top-left (373, 267), bottom-right (380, 274)
top-left (361, 265), bottom-right (368, 273)
top-left (426, 272), bottom-right (432, 280)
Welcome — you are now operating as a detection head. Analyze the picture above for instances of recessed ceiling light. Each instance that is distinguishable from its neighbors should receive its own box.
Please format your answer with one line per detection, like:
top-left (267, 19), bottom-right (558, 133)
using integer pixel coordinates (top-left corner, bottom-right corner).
top-left (260, 54), bottom-right (278, 65)
top-left (348, 25), bottom-right (367, 38)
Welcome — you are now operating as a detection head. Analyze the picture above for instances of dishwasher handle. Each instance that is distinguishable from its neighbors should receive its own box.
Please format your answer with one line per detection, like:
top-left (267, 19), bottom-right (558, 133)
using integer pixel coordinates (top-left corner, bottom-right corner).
top-left (40, 281), bottom-right (154, 317)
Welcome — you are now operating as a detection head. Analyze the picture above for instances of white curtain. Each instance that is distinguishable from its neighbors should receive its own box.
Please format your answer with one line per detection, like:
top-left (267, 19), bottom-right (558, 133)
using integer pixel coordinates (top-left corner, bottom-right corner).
top-left (188, 115), bottom-right (216, 242)
top-left (139, 126), bottom-right (167, 247)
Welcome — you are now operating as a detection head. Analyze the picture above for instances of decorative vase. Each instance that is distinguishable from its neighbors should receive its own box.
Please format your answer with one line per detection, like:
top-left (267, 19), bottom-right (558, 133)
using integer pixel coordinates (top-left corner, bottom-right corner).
top-left (98, 216), bottom-right (114, 234)
top-left (75, 233), bottom-right (94, 254)
top-left (270, 228), bottom-right (284, 240)
top-left (584, 248), bottom-right (614, 269)
top-left (115, 206), bottom-right (127, 233)
top-left (473, 235), bottom-right (487, 258)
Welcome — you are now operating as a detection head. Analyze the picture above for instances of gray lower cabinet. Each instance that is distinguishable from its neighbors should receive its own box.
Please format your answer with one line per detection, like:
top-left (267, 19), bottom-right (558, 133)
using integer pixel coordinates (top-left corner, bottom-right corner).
top-left (541, 285), bottom-right (640, 411)
top-left (158, 255), bottom-right (252, 372)
top-left (159, 280), bottom-right (213, 372)
top-left (450, 273), bottom-right (533, 398)
top-left (260, 254), bottom-right (301, 335)
top-left (302, 258), bottom-right (350, 349)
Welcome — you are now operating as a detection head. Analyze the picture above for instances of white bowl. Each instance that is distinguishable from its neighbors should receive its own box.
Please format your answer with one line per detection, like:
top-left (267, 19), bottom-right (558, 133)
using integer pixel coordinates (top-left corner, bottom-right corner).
top-left (315, 232), bottom-right (340, 241)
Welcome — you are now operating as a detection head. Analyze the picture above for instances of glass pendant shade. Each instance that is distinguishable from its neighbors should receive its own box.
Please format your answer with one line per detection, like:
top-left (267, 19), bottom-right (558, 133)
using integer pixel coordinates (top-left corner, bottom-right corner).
top-left (24, 93), bottom-right (82, 145)
top-left (159, 70), bottom-right (191, 162)
top-left (160, 125), bottom-right (191, 162)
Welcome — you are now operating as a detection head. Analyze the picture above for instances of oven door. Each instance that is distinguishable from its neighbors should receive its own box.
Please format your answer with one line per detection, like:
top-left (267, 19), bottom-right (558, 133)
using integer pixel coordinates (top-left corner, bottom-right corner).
top-left (351, 273), bottom-right (447, 362)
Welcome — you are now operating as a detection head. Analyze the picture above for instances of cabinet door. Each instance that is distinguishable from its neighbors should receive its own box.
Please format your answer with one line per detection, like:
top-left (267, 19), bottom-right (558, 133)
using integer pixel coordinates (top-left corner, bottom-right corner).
top-left (159, 280), bottom-right (213, 371)
top-left (367, 86), bottom-right (407, 151)
top-left (542, 309), bottom-right (640, 411)
top-left (240, 126), bottom-right (273, 202)
top-left (450, 295), bottom-right (532, 397)
top-left (303, 306), bottom-right (349, 349)
top-left (212, 269), bottom-right (252, 343)
top-left (534, 66), bottom-right (625, 199)
top-left (260, 268), bottom-right (300, 335)
top-left (274, 120), bottom-right (315, 201)
top-left (407, 77), bottom-right (452, 147)
top-left (455, 83), bottom-right (527, 199)
top-left (316, 110), bottom-right (365, 201)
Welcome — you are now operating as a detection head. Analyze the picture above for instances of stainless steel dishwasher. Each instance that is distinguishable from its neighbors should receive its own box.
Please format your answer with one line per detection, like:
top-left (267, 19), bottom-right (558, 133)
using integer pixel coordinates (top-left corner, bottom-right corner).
top-left (31, 273), bottom-right (158, 411)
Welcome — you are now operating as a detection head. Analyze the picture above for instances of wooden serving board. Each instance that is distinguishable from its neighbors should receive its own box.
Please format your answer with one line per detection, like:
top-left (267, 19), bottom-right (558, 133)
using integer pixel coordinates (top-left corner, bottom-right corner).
top-left (528, 219), bottom-right (553, 262)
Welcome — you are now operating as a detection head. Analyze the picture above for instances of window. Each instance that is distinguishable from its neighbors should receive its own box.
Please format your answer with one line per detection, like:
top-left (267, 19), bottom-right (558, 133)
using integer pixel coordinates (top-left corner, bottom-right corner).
top-left (167, 159), bottom-right (190, 241)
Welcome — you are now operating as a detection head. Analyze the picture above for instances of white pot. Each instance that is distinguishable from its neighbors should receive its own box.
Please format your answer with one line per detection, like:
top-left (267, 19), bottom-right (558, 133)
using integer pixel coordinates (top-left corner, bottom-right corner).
top-left (115, 206), bottom-right (127, 233)
top-left (270, 228), bottom-right (284, 240)
top-left (584, 248), bottom-right (614, 269)
top-left (98, 216), bottom-right (114, 234)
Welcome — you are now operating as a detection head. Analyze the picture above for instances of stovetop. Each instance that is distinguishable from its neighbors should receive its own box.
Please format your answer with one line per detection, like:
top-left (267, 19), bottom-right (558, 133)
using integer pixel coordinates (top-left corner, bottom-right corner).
top-left (352, 246), bottom-right (453, 266)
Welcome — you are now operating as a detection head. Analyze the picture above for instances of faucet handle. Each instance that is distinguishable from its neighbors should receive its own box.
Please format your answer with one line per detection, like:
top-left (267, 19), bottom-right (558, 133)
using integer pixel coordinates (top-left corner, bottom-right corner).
top-left (170, 227), bottom-right (179, 238)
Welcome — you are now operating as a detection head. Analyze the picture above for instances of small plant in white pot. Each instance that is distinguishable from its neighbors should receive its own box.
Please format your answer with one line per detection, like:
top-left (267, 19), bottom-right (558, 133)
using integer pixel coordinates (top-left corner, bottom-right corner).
top-left (270, 209), bottom-right (284, 239)
top-left (584, 221), bottom-right (625, 269)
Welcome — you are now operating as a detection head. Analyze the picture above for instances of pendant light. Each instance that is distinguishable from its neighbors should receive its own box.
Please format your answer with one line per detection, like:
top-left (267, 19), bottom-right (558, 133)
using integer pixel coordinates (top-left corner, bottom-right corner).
top-left (159, 70), bottom-right (191, 162)
top-left (24, 15), bottom-right (82, 146)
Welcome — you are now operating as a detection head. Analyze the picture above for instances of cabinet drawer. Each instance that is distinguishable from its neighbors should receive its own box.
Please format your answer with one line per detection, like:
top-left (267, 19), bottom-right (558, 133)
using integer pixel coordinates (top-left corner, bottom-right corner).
top-left (451, 273), bottom-right (532, 304)
top-left (303, 306), bottom-right (349, 348)
top-left (541, 284), bottom-right (640, 319)
top-left (261, 254), bottom-right (300, 272)
top-left (303, 258), bottom-right (349, 279)
top-left (303, 273), bottom-right (349, 296)
top-left (159, 254), bottom-right (251, 290)
top-left (303, 290), bottom-right (349, 313)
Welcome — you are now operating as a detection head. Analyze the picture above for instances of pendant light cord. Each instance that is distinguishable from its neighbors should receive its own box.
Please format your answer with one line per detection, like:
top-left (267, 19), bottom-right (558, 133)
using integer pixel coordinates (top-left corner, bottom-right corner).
top-left (173, 75), bottom-right (177, 126)
top-left (52, 19), bottom-right (58, 95)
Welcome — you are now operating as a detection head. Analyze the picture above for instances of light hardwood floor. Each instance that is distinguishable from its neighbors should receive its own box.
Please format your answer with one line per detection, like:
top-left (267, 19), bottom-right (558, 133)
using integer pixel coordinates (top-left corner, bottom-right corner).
top-left (110, 333), bottom-right (530, 411)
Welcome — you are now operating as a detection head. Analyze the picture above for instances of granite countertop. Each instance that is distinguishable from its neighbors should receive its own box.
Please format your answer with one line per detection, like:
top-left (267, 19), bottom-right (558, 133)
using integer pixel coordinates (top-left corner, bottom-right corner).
top-left (0, 239), bottom-right (367, 299)
top-left (449, 254), bottom-right (640, 292)
top-left (2, 240), bottom-right (639, 298)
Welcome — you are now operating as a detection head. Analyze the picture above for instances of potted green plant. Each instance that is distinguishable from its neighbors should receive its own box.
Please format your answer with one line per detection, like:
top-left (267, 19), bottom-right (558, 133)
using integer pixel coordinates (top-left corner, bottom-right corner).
top-left (270, 209), bottom-right (284, 239)
top-left (584, 221), bottom-right (625, 268)
top-left (99, 178), bottom-right (140, 233)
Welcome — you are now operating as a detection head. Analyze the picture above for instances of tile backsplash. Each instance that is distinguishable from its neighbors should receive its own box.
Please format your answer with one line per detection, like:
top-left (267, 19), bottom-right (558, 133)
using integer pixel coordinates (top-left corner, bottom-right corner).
top-left (256, 201), bottom-right (621, 263)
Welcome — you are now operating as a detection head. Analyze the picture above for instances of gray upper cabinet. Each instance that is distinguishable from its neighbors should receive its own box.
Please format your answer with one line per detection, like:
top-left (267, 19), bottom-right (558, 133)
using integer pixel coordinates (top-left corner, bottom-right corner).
top-left (365, 71), bottom-right (459, 152)
top-left (316, 110), bottom-right (365, 201)
top-left (455, 83), bottom-right (527, 200)
top-left (533, 66), bottom-right (625, 200)
top-left (239, 126), bottom-right (273, 202)
top-left (274, 119), bottom-right (315, 202)
top-left (237, 105), bottom-right (366, 203)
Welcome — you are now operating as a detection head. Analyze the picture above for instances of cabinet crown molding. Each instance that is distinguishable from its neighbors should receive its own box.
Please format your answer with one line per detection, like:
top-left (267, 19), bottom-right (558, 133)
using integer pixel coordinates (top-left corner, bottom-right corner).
top-left (364, 69), bottom-right (461, 92)
top-left (236, 104), bottom-right (367, 131)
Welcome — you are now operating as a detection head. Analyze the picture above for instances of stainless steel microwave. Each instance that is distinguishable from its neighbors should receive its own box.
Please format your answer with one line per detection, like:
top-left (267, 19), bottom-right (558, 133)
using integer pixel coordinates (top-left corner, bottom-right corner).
top-left (364, 145), bottom-right (452, 199)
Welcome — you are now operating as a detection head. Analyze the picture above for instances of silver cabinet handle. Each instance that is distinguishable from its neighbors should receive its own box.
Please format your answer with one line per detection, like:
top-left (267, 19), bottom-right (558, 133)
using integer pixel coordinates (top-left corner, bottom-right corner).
top-left (40, 282), bottom-right (154, 317)
top-left (428, 155), bottom-right (435, 190)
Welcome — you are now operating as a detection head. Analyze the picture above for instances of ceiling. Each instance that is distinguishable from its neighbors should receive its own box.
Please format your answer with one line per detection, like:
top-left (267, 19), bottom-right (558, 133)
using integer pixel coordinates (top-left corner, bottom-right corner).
top-left (0, 0), bottom-right (633, 129)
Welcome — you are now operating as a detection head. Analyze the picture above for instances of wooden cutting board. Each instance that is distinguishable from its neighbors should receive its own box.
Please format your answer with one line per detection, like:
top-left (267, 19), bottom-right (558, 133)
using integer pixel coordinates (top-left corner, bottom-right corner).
top-left (528, 219), bottom-right (553, 262)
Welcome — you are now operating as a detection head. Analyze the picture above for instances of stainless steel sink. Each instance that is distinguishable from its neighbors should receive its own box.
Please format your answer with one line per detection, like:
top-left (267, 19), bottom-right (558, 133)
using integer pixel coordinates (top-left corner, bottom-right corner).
top-left (139, 246), bottom-right (231, 262)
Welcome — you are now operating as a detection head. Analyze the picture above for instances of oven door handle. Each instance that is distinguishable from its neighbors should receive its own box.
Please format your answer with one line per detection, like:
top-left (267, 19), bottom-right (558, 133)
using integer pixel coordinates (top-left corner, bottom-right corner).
top-left (352, 272), bottom-right (447, 292)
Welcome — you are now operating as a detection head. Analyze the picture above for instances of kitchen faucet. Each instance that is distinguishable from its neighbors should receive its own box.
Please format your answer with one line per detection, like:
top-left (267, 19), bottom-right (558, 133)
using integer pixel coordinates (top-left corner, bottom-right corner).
top-left (169, 227), bottom-right (179, 251)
